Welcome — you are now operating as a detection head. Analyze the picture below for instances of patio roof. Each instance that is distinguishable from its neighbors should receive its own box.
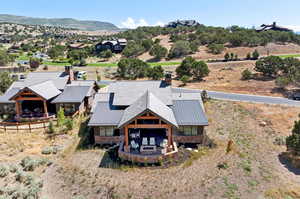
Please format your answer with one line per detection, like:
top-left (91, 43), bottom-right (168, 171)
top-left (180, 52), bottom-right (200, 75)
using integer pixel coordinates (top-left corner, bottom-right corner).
top-left (10, 81), bottom-right (61, 101)
top-left (118, 91), bottom-right (178, 128)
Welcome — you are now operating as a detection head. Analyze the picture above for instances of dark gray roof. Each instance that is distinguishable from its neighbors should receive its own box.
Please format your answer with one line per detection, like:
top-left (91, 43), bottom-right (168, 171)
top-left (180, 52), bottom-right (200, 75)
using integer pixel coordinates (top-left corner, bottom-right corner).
top-left (118, 91), bottom-right (178, 128)
top-left (109, 81), bottom-right (172, 106)
top-left (88, 102), bottom-right (124, 126)
top-left (26, 81), bottom-right (61, 100)
top-left (172, 100), bottom-right (208, 126)
top-left (25, 72), bottom-right (69, 90)
top-left (52, 85), bottom-right (90, 103)
top-left (0, 88), bottom-right (20, 103)
top-left (91, 93), bottom-right (110, 113)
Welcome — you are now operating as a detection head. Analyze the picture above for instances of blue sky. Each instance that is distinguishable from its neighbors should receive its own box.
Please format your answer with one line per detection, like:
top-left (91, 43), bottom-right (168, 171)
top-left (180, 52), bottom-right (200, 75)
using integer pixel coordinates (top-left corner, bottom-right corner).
top-left (1, 0), bottom-right (300, 30)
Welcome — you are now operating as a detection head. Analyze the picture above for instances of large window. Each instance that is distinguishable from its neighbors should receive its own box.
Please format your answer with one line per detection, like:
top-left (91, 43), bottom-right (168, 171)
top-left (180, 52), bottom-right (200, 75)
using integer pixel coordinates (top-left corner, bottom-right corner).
top-left (95, 127), bottom-right (119, 136)
top-left (178, 126), bottom-right (198, 136)
top-left (63, 104), bottom-right (76, 114)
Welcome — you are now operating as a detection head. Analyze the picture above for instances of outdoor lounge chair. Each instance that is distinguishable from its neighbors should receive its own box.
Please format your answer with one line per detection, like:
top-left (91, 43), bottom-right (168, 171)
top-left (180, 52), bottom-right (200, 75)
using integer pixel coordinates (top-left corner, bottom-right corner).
top-left (142, 137), bottom-right (148, 145)
top-left (149, 137), bottom-right (155, 146)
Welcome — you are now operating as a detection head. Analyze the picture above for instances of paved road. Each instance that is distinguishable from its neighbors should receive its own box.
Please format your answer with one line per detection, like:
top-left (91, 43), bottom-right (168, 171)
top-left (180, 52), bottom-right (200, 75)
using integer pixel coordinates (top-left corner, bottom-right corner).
top-left (206, 90), bottom-right (300, 107)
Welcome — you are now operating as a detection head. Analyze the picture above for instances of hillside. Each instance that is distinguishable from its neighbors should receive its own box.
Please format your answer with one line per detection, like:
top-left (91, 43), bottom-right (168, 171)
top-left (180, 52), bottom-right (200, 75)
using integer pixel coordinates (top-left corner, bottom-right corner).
top-left (0, 14), bottom-right (120, 31)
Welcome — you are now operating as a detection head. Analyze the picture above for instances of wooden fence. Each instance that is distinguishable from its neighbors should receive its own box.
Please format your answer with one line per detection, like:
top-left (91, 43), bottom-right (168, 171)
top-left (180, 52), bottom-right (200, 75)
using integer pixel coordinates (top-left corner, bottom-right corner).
top-left (0, 111), bottom-right (82, 133)
top-left (0, 120), bottom-right (52, 133)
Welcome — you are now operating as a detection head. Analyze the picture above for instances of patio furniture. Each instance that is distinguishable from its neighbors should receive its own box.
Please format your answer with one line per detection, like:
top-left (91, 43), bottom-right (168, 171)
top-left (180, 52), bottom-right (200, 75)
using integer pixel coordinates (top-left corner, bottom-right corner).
top-left (142, 137), bottom-right (148, 145)
top-left (140, 145), bottom-right (157, 154)
top-left (160, 139), bottom-right (168, 148)
top-left (149, 137), bottom-right (155, 146)
top-left (131, 140), bottom-right (139, 150)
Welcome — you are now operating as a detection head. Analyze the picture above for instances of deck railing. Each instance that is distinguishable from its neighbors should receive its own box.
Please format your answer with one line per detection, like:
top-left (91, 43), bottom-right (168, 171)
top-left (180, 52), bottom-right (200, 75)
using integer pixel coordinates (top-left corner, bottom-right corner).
top-left (0, 120), bottom-right (52, 133)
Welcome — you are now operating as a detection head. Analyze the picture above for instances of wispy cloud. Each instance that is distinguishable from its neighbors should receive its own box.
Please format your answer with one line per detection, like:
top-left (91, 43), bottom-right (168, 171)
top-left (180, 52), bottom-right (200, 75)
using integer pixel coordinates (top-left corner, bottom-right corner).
top-left (120, 17), bottom-right (164, 29)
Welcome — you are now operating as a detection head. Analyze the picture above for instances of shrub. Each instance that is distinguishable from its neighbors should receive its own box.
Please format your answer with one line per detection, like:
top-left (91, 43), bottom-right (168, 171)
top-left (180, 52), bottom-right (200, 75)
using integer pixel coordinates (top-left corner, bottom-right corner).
top-left (65, 119), bottom-right (74, 131)
top-left (207, 43), bottom-right (224, 54)
top-left (41, 147), bottom-right (52, 155)
top-left (176, 56), bottom-right (195, 78)
top-left (147, 65), bottom-right (164, 80)
top-left (47, 121), bottom-right (55, 134)
top-left (122, 41), bottom-right (145, 58)
top-left (241, 69), bottom-right (252, 80)
top-left (0, 165), bottom-right (8, 178)
top-left (286, 116), bottom-right (300, 153)
top-left (180, 75), bottom-right (189, 86)
top-left (20, 156), bottom-right (52, 171)
top-left (9, 164), bottom-right (18, 173)
top-left (275, 76), bottom-right (290, 88)
top-left (57, 107), bottom-right (65, 127)
top-left (255, 56), bottom-right (283, 77)
top-left (252, 49), bottom-right (260, 60)
top-left (99, 49), bottom-right (113, 59)
top-left (191, 60), bottom-right (210, 80)
top-left (117, 58), bottom-right (150, 80)
top-left (149, 44), bottom-right (168, 60)
top-left (168, 40), bottom-right (192, 59)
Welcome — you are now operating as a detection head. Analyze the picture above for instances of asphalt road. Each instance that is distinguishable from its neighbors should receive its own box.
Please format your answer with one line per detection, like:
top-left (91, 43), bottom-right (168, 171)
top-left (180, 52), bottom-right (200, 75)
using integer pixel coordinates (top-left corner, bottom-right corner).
top-left (206, 90), bottom-right (300, 107)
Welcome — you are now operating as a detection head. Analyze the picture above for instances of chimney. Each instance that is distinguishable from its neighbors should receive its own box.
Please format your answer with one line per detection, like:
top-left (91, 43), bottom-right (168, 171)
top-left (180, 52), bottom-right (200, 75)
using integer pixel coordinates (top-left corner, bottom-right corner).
top-left (164, 72), bottom-right (172, 86)
top-left (65, 65), bottom-right (74, 83)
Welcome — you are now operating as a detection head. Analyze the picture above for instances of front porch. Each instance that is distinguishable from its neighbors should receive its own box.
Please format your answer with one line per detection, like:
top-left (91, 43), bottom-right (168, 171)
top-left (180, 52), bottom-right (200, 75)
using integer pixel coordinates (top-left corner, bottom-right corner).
top-left (119, 114), bottom-right (178, 163)
top-left (13, 90), bottom-right (56, 122)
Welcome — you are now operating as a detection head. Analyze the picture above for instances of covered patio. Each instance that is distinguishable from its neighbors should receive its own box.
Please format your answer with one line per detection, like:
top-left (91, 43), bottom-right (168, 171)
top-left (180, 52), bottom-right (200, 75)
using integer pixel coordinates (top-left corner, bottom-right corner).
top-left (10, 81), bottom-right (61, 121)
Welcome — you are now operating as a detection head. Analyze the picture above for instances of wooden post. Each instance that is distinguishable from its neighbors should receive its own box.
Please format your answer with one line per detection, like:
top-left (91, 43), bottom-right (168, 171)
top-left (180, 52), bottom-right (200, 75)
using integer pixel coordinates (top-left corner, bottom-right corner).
top-left (124, 126), bottom-right (130, 152)
top-left (16, 122), bottom-right (19, 133)
top-left (43, 100), bottom-right (49, 117)
top-left (15, 101), bottom-right (21, 119)
top-left (167, 126), bottom-right (172, 148)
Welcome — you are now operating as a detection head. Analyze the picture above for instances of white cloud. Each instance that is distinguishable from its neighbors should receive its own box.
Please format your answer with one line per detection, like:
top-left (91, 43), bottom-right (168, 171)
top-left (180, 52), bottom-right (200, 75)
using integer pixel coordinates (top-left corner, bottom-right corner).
top-left (120, 17), bottom-right (164, 29)
top-left (284, 25), bottom-right (300, 32)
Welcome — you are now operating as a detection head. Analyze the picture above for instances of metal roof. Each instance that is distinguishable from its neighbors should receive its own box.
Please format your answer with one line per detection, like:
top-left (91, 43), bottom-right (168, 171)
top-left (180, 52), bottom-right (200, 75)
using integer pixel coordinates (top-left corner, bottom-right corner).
top-left (118, 91), bottom-right (178, 128)
top-left (109, 81), bottom-right (172, 106)
top-left (88, 102), bottom-right (124, 126)
top-left (27, 81), bottom-right (62, 100)
top-left (91, 92), bottom-right (110, 113)
top-left (24, 72), bottom-right (69, 90)
top-left (52, 85), bottom-right (90, 103)
top-left (172, 100), bottom-right (208, 126)
top-left (0, 88), bottom-right (20, 103)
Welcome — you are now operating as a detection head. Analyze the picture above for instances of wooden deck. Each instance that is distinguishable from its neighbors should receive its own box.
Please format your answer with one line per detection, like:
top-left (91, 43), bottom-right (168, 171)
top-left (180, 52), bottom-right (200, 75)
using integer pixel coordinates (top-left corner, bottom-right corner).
top-left (118, 141), bottom-right (178, 163)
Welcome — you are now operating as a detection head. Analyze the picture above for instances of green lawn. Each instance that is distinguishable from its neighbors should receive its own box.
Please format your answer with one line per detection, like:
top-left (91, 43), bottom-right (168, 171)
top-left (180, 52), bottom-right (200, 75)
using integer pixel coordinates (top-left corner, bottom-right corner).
top-left (44, 61), bottom-right (181, 67)
top-left (16, 55), bottom-right (30, 60)
top-left (278, 54), bottom-right (300, 58)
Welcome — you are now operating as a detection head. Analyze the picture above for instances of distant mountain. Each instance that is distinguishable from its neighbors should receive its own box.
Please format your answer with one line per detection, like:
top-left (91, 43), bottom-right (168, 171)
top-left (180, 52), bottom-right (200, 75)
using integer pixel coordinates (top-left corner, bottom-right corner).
top-left (0, 14), bottom-right (120, 31)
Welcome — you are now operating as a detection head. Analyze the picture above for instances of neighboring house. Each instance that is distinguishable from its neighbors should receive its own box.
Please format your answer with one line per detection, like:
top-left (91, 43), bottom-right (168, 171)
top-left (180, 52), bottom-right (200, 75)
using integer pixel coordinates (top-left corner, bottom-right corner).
top-left (256, 22), bottom-right (292, 32)
top-left (52, 81), bottom-right (98, 116)
top-left (166, 20), bottom-right (200, 28)
top-left (95, 38), bottom-right (127, 53)
top-left (88, 78), bottom-right (209, 163)
top-left (0, 66), bottom-right (98, 121)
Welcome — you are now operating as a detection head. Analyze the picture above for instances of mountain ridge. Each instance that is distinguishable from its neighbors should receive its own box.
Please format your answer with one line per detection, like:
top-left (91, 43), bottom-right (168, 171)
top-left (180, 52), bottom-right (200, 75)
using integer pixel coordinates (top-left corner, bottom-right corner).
top-left (0, 14), bottom-right (120, 31)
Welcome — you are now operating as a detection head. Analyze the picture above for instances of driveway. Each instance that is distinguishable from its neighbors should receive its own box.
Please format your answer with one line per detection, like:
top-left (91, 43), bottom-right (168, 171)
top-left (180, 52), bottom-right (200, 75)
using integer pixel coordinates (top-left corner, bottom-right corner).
top-left (206, 90), bottom-right (300, 107)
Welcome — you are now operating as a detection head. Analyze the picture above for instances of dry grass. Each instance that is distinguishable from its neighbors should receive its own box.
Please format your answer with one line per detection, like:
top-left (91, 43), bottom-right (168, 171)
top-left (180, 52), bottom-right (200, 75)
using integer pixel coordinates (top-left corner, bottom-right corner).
top-left (265, 186), bottom-right (300, 199)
